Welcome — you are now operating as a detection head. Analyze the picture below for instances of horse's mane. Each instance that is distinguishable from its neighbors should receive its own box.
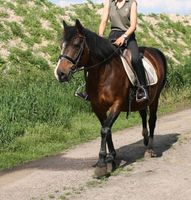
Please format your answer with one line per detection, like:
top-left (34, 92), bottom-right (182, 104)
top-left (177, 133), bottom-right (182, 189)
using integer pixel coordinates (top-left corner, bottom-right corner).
top-left (64, 25), bottom-right (120, 60)
top-left (83, 28), bottom-right (120, 60)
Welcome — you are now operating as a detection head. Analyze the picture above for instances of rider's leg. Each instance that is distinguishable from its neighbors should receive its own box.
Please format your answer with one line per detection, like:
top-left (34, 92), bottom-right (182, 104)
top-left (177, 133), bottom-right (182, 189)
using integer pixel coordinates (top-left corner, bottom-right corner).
top-left (126, 39), bottom-right (149, 102)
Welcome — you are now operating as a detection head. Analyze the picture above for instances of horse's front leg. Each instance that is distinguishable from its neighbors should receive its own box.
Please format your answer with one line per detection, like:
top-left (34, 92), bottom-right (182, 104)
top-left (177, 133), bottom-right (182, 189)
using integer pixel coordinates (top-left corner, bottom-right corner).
top-left (95, 111), bottom-right (120, 178)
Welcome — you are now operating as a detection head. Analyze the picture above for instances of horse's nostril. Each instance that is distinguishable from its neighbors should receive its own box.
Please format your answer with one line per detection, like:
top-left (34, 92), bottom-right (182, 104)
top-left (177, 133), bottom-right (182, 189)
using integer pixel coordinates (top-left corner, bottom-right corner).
top-left (59, 72), bottom-right (64, 78)
top-left (58, 71), bottom-right (68, 82)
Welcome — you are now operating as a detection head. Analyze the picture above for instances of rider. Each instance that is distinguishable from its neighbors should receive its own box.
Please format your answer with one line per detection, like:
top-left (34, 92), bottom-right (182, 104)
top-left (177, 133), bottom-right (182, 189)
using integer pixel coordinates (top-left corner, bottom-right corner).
top-left (76, 0), bottom-right (149, 102)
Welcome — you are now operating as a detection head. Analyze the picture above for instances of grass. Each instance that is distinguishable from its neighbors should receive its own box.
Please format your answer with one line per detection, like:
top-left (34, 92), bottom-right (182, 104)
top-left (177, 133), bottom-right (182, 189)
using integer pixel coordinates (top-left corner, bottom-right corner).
top-left (8, 47), bottom-right (50, 71)
top-left (0, 76), bottom-right (190, 171)
top-left (8, 21), bottom-right (24, 38)
top-left (57, 178), bottom-right (108, 199)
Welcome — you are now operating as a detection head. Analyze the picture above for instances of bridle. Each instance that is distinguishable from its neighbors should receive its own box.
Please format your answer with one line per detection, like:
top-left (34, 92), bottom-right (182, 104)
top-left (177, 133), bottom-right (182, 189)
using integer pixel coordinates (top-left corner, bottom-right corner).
top-left (58, 36), bottom-right (86, 74)
top-left (58, 35), bottom-right (121, 76)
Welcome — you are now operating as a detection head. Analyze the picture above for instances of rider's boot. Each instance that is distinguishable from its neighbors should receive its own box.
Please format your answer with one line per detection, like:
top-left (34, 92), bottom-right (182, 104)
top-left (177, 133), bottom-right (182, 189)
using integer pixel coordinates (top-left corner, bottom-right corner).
top-left (132, 58), bottom-right (149, 103)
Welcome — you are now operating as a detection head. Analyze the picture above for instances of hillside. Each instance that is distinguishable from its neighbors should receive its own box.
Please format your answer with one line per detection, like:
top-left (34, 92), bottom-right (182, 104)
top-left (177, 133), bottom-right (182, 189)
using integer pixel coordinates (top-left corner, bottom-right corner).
top-left (0, 0), bottom-right (191, 72)
top-left (0, 0), bottom-right (191, 170)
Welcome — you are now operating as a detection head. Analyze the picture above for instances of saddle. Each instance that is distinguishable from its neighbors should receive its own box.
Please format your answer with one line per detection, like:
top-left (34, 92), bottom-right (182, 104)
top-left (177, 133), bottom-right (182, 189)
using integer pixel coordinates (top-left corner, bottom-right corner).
top-left (120, 49), bottom-right (158, 86)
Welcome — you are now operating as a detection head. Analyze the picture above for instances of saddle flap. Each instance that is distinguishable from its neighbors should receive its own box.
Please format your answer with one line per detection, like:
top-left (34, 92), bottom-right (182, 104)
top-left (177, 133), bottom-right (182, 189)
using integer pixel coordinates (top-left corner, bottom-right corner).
top-left (142, 57), bottom-right (158, 86)
top-left (120, 51), bottom-right (158, 86)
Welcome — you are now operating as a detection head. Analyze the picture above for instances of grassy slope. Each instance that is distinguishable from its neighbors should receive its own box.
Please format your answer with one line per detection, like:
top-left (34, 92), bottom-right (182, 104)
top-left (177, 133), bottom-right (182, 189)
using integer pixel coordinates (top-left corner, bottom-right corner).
top-left (0, 0), bottom-right (191, 170)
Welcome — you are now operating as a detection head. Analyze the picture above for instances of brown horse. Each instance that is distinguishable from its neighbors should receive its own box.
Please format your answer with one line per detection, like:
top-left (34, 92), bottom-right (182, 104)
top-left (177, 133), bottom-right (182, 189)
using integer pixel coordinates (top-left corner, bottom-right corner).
top-left (54, 19), bottom-right (167, 177)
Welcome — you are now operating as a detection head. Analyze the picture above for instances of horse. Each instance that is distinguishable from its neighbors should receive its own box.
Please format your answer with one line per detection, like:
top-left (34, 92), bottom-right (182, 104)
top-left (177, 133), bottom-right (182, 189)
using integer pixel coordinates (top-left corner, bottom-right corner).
top-left (54, 19), bottom-right (167, 177)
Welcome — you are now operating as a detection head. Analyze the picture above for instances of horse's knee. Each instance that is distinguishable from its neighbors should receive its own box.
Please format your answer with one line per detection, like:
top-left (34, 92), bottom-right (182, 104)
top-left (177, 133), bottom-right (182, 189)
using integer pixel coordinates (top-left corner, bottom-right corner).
top-left (101, 127), bottom-right (111, 138)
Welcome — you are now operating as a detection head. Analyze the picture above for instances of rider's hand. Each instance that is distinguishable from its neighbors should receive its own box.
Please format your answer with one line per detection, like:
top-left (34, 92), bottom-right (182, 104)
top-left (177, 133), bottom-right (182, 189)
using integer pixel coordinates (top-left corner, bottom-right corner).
top-left (113, 36), bottom-right (125, 46)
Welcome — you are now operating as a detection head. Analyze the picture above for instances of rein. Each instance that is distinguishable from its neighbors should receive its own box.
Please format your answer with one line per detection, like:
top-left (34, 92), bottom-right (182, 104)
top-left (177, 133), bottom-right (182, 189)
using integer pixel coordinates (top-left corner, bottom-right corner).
top-left (84, 45), bottom-right (121, 71)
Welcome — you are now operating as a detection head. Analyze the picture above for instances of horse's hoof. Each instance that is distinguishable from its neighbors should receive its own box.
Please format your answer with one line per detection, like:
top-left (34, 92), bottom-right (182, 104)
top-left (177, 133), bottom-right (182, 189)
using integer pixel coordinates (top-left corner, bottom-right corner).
top-left (144, 149), bottom-right (157, 158)
top-left (94, 165), bottom-right (108, 178)
top-left (150, 151), bottom-right (157, 157)
top-left (106, 162), bottom-right (112, 174)
top-left (92, 161), bottom-right (98, 168)
top-left (106, 161), bottom-right (116, 174)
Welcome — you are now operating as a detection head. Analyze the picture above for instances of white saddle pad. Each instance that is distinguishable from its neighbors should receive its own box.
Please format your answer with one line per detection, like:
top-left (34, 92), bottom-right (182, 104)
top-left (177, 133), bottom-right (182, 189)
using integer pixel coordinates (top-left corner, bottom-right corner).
top-left (120, 55), bottom-right (158, 86)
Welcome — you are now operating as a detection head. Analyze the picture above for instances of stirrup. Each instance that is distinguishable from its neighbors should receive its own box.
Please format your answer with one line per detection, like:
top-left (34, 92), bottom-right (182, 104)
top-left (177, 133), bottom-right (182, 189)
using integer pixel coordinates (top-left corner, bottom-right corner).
top-left (75, 92), bottom-right (89, 100)
top-left (136, 86), bottom-right (149, 103)
top-left (74, 83), bottom-right (89, 100)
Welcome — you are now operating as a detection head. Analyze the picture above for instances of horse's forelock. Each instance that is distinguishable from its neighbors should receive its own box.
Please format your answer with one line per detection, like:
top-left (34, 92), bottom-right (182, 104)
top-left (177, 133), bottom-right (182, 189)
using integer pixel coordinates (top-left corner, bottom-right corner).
top-left (63, 26), bottom-right (77, 42)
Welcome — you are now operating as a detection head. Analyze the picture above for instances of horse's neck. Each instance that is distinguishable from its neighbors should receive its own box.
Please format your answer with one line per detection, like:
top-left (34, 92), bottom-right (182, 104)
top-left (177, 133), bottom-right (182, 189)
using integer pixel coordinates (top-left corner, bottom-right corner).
top-left (86, 56), bottom-right (123, 90)
top-left (86, 60), bottom-right (103, 85)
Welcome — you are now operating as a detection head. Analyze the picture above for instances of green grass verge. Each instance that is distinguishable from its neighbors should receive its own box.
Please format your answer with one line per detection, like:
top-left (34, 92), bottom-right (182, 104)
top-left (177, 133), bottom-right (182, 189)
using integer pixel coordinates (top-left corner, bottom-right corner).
top-left (0, 72), bottom-right (190, 171)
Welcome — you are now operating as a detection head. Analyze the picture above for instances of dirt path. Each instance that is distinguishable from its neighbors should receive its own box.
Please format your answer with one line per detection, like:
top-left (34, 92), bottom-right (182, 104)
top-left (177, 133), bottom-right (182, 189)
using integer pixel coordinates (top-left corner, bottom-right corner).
top-left (0, 109), bottom-right (191, 200)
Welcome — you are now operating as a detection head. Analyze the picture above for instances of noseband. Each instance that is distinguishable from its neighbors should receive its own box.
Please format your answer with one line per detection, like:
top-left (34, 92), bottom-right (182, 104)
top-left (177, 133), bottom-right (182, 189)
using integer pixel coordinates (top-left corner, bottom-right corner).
top-left (59, 37), bottom-right (86, 73)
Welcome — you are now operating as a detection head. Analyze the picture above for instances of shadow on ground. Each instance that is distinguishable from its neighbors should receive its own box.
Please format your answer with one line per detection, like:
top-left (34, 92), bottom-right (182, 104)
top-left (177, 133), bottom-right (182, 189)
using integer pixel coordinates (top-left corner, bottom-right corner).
top-left (115, 133), bottom-right (179, 167)
top-left (0, 133), bottom-right (179, 176)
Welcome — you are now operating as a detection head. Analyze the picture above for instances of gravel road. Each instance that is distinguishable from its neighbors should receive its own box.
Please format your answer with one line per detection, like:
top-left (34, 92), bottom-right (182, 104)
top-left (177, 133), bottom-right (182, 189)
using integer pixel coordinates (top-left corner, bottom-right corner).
top-left (0, 109), bottom-right (191, 200)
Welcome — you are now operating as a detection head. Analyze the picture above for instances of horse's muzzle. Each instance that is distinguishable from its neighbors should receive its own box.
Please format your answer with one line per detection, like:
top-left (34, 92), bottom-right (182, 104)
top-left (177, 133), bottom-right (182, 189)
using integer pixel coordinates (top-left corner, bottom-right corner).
top-left (57, 71), bottom-right (69, 82)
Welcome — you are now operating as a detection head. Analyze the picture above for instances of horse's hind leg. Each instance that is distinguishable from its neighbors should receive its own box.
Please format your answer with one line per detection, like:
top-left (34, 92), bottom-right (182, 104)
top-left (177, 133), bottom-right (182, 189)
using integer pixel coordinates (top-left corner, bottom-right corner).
top-left (145, 99), bottom-right (159, 157)
top-left (139, 109), bottom-right (149, 146)
top-left (106, 129), bottom-right (116, 160)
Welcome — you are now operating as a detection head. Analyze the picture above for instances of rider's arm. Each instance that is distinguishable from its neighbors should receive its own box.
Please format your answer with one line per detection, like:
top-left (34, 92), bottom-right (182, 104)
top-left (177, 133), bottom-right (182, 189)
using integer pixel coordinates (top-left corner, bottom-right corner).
top-left (98, 0), bottom-right (110, 37)
top-left (124, 1), bottom-right (137, 37)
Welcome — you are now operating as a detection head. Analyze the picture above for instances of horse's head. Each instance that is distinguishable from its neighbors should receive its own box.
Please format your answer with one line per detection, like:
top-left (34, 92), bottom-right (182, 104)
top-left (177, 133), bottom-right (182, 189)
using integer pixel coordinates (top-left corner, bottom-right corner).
top-left (54, 19), bottom-right (88, 82)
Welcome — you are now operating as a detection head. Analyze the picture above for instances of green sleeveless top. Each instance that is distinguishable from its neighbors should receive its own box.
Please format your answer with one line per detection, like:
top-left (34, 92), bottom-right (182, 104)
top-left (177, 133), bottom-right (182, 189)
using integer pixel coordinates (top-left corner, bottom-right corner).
top-left (109, 0), bottom-right (136, 31)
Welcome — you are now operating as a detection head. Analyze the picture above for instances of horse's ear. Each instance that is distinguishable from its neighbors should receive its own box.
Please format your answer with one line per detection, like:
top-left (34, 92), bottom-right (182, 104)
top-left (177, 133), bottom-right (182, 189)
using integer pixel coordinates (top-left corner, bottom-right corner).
top-left (63, 20), bottom-right (68, 29)
top-left (75, 19), bottom-right (84, 34)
